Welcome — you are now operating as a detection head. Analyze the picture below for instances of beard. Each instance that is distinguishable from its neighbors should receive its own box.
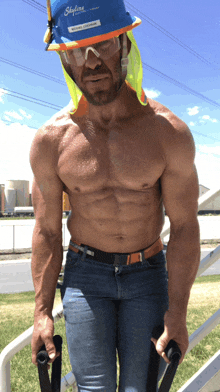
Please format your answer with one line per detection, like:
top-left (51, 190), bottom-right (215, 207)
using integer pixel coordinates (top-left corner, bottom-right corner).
top-left (73, 59), bottom-right (125, 106)
top-left (79, 77), bottom-right (124, 106)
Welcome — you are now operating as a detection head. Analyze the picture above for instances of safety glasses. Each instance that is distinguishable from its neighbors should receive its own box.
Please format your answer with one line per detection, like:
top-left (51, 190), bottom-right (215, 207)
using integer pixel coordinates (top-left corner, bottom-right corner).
top-left (62, 37), bottom-right (121, 66)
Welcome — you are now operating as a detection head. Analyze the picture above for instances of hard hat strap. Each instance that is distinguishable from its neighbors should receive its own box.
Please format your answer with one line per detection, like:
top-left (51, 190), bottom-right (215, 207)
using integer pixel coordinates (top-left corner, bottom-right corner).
top-left (121, 33), bottom-right (129, 78)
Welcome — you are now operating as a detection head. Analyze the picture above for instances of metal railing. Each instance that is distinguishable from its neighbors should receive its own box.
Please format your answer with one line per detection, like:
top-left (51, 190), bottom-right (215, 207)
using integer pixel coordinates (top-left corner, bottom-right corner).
top-left (0, 188), bottom-right (220, 392)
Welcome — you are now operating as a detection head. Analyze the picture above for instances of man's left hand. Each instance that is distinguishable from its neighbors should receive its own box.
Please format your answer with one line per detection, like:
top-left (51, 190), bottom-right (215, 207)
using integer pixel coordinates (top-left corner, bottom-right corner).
top-left (151, 310), bottom-right (189, 364)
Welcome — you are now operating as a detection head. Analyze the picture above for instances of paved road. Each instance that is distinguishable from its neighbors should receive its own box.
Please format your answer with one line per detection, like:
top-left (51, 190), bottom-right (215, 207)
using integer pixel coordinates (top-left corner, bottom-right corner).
top-left (1, 217), bottom-right (220, 294)
top-left (0, 249), bottom-right (220, 294)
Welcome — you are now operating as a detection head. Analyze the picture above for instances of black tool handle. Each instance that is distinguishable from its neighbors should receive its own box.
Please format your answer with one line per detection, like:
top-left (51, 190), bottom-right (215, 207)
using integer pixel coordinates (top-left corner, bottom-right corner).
top-left (51, 335), bottom-right (63, 392)
top-left (147, 326), bottom-right (181, 392)
top-left (37, 349), bottom-right (52, 392)
top-left (37, 335), bottom-right (63, 392)
top-left (158, 339), bottom-right (181, 392)
top-left (164, 338), bottom-right (181, 362)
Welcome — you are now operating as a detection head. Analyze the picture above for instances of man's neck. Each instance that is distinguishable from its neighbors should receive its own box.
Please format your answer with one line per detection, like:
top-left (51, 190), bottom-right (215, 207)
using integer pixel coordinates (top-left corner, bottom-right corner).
top-left (87, 82), bottom-right (141, 127)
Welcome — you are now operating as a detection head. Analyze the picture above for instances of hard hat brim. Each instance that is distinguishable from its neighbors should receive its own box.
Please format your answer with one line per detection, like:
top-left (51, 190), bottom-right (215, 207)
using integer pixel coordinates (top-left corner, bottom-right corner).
top-left (45, 16), bottom-right (141, 51)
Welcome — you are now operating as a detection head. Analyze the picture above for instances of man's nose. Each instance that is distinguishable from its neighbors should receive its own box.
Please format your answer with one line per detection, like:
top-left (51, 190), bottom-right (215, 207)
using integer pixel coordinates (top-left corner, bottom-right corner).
top-left (85, 47), bottom-right (102, 69)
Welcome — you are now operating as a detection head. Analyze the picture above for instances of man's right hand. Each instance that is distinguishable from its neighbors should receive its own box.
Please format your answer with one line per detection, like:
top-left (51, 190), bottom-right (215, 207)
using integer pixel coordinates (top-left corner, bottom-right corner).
top-left (31, 314), bottom-right (58, 367)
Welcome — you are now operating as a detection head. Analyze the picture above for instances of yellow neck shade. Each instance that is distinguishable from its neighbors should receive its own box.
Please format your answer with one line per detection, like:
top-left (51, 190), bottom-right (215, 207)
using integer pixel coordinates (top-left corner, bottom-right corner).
top-left (58, 31), bottom-right (148, 115)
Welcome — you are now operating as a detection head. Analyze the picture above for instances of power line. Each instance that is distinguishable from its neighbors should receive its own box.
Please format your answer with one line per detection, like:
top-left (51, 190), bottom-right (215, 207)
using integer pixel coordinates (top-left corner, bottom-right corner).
top-left (2, 121), bottom-right (220, 150)
top-left (192, 130), bottom-right (220, 143)
top-left (125, 1), bottom-right (219, 69)
top-left (2, 54), bottom-right (220, 109)
top-left (2, 120), bottom-right (39, 130)
top-left (25, 0), bottom-right (46, 8)
top-left (2, 87), bottom-right (62, 111)
top-left (22, 0), bottom-right (46, 14)
top-left (142, 62), bottom-right (220, 109)
top-left (0, 57), bottom-right (66, 86)
top-left (23, 0), bottom-right (218, 70)
top-left (19, 0), bottom-right (219, 106)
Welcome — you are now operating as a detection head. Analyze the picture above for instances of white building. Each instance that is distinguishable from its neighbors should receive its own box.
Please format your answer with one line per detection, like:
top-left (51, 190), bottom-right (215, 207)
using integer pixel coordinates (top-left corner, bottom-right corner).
top-left (199, 184), bottom-right (220, 213)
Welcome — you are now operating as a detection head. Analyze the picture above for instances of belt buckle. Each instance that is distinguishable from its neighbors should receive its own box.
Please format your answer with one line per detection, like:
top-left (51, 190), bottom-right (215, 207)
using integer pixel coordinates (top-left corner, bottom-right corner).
top-left (87, 249), bottom-right (95, 256)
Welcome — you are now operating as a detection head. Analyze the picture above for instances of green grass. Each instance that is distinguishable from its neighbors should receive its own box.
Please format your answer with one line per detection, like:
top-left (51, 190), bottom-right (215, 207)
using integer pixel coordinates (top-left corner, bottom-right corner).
top-left (0, 291), bottom-right (72, 392)
top-left (0, 217), bottom-right (34, 220)
top-left (1, 276), bottom-right (220, 391)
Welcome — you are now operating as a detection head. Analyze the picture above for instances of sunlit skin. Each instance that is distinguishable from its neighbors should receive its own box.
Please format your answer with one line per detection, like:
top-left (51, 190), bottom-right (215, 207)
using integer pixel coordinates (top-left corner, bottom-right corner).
top-left (60, 36), bottom-right (129, 106)
top-left (30, 34), bottom-right (200, 369)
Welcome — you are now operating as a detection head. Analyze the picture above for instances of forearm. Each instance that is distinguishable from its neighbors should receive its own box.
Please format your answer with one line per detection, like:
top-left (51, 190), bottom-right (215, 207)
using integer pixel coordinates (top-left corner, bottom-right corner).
top-left (166, 220), bottom-right (200, 317)
top-left (32, 224), bottom-right (63, 317)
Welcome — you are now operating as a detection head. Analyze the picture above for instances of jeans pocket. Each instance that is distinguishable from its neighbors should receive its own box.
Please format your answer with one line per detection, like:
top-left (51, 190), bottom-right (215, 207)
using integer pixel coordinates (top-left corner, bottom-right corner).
top-left (65, 253), bottom-right (80, 270)
top-left (146, 251), bottom-right (165, 268)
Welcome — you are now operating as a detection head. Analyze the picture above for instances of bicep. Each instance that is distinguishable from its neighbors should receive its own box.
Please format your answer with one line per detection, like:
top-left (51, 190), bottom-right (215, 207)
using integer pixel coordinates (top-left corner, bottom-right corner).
top-left (32, 177), bottom-right (63, 233)
top-left (161, 130), bottom-right (199, 225)
top-left (30, 130), bottom-right (64, 234)
top-left (161, 165), bottom-right (199, 224)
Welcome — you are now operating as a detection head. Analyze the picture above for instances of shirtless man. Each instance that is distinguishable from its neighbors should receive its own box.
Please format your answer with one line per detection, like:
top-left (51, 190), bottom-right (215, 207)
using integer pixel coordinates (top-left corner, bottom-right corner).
top-left (31, 1), bottom-right (200, 390)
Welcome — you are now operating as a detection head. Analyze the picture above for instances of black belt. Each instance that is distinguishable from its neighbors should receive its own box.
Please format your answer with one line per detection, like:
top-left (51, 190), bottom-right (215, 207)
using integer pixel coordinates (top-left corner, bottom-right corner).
top-left (68, 238), bottom-right (163, 266)
top-left (69, 241), bottom-right (133, 265)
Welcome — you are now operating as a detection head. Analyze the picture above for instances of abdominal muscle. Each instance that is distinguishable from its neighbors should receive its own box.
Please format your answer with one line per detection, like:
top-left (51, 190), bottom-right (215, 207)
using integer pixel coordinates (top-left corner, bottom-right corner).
top-left (67, 184), bottom-right (164, 253)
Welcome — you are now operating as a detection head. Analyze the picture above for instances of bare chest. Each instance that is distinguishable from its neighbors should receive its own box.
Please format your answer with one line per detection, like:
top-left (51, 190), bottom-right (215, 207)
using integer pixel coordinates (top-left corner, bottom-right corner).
top-left (57, 124), bottom-right (165, 193)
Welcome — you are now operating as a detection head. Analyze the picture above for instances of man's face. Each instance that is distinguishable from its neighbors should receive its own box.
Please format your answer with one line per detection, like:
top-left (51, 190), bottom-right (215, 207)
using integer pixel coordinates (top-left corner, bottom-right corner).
top-left (60, 36), bottom-right (126, 106)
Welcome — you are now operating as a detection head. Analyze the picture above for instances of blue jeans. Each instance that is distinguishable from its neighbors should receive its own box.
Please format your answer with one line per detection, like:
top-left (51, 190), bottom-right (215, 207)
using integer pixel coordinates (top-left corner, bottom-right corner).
top-left (61, 248), bottom-right (169, 392)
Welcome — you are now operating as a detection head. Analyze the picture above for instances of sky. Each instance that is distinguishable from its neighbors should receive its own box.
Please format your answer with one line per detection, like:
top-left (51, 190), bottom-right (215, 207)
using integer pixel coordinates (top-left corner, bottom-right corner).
top-left (0, 0), bottom-right (220, 192)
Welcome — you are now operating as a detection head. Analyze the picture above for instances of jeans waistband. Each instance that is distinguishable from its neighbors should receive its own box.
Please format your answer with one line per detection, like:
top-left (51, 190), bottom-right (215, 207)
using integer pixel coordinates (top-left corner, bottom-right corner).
top-left (68, 237), bottom-right (163, 266)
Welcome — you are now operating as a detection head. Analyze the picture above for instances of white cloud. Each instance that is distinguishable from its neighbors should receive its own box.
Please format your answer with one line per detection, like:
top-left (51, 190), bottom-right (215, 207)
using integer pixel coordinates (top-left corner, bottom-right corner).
top-left (144, 89), bottom-right (161, 99)
top-left (188, 115), bottom-right (218, 127)
top-left (200, 115), bottom-right (218, 124)
top-left (4, 115), bottom-right (12, 122)
top-left (0, 88), bottom-right (8, 103)
top-left (4, 110), bottom-right (23, 120)
top-left (197, 145), bottom-right (220, 155)
top-left (0, 121), bottom-right (36, 185)
top-left (187, 106), bottom-right (199, 116)
top-left (19, 109), bottom-right (32, 119)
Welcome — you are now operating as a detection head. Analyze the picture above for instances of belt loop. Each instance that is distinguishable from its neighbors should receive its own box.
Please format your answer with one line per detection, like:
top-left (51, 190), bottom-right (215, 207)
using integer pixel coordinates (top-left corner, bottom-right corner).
top-left (81, 245), bottom-right (88, 261)
top-left (140, 251), bottom-right (145, 262)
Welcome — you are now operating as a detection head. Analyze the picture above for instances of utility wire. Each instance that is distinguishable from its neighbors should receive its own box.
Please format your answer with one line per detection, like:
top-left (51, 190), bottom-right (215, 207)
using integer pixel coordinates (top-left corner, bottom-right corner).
top-left (0, 57), bottom-right (65, 86)
top-left (22, 0), bottom-right (46, 14)
top-left (142, 62), bottom-right (220, 109)
top-left (25, 0), bottom-right (46, 9)
top-left (23, 0), bottom-right (218, 70)
top-left (125, 1), bottom-right (219, 69)
top-left (2, 119), bottom-right (220, 146)
top-left (2, 87), bottom-right (62, 111)
top-left (2, 120), bottom-right (39, 130)
top-left (2, 55), bottom-right (220, 110)
top-left (192, 130), bottom-right (220, 143)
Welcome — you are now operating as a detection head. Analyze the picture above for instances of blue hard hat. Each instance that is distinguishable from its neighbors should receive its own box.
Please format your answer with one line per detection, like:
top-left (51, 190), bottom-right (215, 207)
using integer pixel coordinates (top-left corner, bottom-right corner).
top-left (44, 0), bottom-right (141, 50)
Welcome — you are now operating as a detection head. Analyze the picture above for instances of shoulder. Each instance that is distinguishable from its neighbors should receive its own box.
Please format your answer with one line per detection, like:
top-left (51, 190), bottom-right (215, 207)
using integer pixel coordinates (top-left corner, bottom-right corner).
top-left (30, 102), bottom-right (80, 166)
top-left (147, 99), bottom-right (195, 165)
